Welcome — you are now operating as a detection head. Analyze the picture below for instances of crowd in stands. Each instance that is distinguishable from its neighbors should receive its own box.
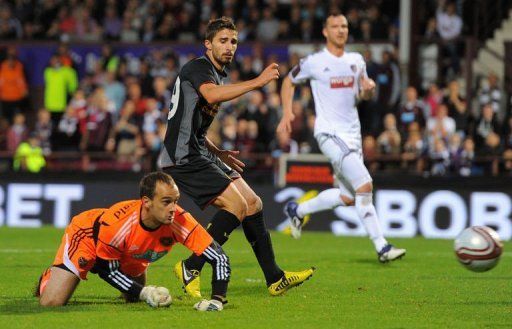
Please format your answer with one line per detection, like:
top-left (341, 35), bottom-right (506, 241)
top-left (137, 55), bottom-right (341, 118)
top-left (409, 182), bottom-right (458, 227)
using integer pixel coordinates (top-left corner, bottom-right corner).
top-left (0, 0), bottom-right (399, 43)
top-left (0, 41), bottom-right (510, 177)
top-left (0, 0), bottom-right (510, 177)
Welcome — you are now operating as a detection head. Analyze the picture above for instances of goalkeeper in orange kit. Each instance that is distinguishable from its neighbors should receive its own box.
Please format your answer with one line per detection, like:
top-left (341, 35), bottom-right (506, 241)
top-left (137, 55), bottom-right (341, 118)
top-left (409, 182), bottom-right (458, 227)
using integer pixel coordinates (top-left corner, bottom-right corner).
top-left (35, 172), bottom-right (229, 311)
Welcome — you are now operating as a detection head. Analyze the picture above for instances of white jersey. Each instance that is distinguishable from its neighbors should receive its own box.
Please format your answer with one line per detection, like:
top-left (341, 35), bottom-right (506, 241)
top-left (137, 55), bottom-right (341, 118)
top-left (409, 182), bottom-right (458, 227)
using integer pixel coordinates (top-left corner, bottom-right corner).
top-left (289, 48), bottom-right (367, 150)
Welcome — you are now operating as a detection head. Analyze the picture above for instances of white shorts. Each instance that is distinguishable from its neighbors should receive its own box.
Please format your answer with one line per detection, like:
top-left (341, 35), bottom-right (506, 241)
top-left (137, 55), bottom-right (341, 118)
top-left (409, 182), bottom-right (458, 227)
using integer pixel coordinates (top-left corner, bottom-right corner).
top-left (316, 133), bottom-right (372, 193)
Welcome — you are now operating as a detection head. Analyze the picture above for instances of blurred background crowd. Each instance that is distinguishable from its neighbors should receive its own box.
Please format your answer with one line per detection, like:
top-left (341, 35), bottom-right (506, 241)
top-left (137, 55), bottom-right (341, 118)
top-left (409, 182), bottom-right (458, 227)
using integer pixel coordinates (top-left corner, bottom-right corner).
top-left (0, 0), bottom-right (511, 178)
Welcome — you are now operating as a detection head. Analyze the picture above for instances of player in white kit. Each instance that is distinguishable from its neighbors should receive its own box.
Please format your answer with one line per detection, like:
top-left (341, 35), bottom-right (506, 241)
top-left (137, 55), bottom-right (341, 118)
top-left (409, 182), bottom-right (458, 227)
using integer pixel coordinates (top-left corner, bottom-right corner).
top-left (277, 13), bottom-right (406, 263)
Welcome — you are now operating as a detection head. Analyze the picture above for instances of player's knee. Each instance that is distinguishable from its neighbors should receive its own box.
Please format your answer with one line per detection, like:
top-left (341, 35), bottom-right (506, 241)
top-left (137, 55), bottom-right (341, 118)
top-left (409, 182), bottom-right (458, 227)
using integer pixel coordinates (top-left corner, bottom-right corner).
top-left (355, 181), bottom-right (373, 194)
top-left (39, 295), bottom-right (66, 307)
top-left (246, 195), bottom-right (262, 214)
top-left (226, 196), bottom-right (248, 220)
top-left (341, 195), bottom-right (354, 206)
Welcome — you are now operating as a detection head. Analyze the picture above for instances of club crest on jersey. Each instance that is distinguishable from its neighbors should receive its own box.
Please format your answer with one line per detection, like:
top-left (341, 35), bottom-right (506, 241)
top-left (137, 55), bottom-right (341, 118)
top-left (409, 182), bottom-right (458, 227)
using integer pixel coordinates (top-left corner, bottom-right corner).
top-left (330, 76), bottom-right (354, 88)
top-left (350, 64), bottom-right (357, 73)
top-left (160, 236), bottom-right (173, 246)
top-left (78, 257), bottom-right (90, 268)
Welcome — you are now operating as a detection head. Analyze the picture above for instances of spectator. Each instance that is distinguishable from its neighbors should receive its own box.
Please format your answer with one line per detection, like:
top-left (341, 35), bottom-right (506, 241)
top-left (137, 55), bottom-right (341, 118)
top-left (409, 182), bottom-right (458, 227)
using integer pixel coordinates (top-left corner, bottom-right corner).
top-left (56, 43), bottom-right (77, 68)
top-left (403, 122), bottom-right (426, 159)
top-left (0, 47), bottom-right (28, 123)
top-left (141, 16), bottom-right (155, 42)
top-left (98, 44), bottom-right (120, 74)
top-left (103, 70), bottom-right (126, 119)
top-left (375, 50), bottom-right (401, 114)
top-left (502, 148), bottom-right (512, 176)
top-left (125, 82), bottom-right (148, 125)
top-left (154, 13), bottom-right (177, 41)
top-left (111, 100), bottom-right (141, 162)
top-left (397, 86), bottom-right (427, 134)
top-left (54, 105), bottom-right (81, 151)
top-left (256, 7), bottom-right (280, 41)
top-left (270, 130), bottom-right (298, 158)
top-left (44, 55), bottom-right (78, 126)
top-left (424, 17), bottom-right (439, 39)
top-left (103, 5), bottom-right (122, 40)
top-left (444, 80), bottom-right (470, 135)
top-left (7, 112), bottom-right (28, 152)
top-left (367, 5), bottom-right (388, 40)
top-left (427, 103), bottom-right (456, 143)
top-left (0, 116), bottom-right (9, 150)
top-left (13, 133), bottom-right (46, 173)
top-left (424, 83), bottom-right (443, 117)
top-left (447, 133), bottom-right (462, 171)
top-left (362, 135), bottom-right (379, 173)
top-left (502, 116), bottom-right (512, 150)
top-left (34, 108), bottom-right (53, 155)
top-left (0, 5), bottom-right (22, 39)
top-left (346, 8), bottom-right (362, 41)
top-left (119, 12), bottom-right (139, 42)
top-left (477, 73), bottom-right (503, 120)
top-left (430, 137), bottom-right (450, 176)
top-left (377, 113), bottom-right (402, 155)
top-left (80, 88), bottom-right (112, 152)
top-left (436, 1), bottom-right (463, 77)
top-left (72, 6), bottom-right (101, 41)
top-left (479, 132), bottom-right (502, 175)
top-left (458, 137), bottom-right (475, 176)
top-left (152, 76), bottom-right (171, 114)
top-left (474, 103), bottom-right (500, 148)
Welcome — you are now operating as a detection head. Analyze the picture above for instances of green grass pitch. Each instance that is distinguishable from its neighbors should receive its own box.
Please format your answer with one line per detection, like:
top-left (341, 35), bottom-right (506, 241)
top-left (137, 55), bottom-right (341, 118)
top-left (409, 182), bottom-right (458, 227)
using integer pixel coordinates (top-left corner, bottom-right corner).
top-left (0, 227), bottom-right (510, 328)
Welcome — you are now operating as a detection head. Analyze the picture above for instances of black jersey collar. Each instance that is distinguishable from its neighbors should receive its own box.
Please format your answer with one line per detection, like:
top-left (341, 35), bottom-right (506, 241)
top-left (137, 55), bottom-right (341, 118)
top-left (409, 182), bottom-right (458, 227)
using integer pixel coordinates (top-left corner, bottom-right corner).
top-left (203, 54), bottom-right (228, 78)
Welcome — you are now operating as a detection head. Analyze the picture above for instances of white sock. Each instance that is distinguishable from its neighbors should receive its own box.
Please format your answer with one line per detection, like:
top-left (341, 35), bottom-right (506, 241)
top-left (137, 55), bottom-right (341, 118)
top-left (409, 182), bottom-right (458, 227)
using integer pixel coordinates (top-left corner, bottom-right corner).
top-left (297, 188), bottom-right (344, 218)
top-left (355, 193), bottom-right (388, 252)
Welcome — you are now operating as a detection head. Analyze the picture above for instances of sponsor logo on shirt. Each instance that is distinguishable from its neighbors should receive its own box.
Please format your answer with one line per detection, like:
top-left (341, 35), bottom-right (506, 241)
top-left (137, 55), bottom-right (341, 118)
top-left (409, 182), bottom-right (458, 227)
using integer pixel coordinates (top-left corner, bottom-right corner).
top-left (330, 76), bottom-right (354, 88)
top-left (133, 250), bottom-right (169, 262)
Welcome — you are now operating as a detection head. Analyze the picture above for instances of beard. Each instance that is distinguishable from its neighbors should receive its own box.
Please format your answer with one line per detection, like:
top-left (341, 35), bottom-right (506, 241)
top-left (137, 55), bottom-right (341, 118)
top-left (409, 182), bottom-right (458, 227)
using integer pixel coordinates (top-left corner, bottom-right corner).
top-left (213, 50), bottom-right (233, 66)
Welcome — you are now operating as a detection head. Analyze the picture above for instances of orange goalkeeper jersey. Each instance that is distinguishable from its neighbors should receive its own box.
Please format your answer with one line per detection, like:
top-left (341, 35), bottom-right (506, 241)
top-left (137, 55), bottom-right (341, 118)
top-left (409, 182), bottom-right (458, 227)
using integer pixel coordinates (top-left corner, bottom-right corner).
top-left (95, 200), bottom-right (212, 277)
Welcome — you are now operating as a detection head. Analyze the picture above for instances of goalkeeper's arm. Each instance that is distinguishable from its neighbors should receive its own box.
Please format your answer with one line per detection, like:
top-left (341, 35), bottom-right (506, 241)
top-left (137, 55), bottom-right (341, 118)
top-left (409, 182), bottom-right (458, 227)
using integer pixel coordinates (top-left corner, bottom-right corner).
top-left (93, 257), bottom-right (171, 307)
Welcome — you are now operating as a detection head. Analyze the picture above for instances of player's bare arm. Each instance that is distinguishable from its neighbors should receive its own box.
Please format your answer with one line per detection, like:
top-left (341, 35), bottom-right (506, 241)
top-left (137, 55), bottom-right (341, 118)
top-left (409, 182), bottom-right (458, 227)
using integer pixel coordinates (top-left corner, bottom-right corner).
top-left (199, 63), bottom-right (280, 104)
top-left (277, 75), bottom-right (296, 133)
top-left (359, 76), bottom-right (376, 101)
top-left (205, 136), bottom-right (245, 173)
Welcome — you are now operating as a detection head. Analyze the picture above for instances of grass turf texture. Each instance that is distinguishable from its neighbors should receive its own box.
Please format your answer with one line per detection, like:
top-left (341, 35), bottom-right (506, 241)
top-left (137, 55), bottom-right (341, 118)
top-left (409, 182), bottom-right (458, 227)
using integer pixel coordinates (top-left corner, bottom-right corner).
top-left (0, 227), bottom-right (510, 328)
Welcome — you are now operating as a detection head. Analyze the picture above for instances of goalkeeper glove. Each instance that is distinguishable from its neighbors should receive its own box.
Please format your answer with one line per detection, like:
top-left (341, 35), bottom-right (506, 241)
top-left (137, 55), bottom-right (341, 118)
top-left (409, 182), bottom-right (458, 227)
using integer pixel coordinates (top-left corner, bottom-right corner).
top-left (139, 285), bottom-right (172, 308)
top-left (193, 299), bottom-right (223, 311)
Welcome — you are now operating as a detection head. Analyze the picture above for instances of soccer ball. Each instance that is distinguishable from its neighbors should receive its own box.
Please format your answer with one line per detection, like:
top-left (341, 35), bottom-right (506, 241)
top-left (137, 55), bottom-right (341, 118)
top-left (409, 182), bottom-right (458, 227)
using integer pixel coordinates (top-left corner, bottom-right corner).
top-left (454, 226), bottom-right (503, 272)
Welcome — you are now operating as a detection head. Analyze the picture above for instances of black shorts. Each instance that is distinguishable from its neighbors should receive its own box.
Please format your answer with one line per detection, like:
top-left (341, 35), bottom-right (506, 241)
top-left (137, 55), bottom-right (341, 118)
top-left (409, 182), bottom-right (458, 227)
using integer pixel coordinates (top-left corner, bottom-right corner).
top-left (164, 152), bottom-right (241, 209)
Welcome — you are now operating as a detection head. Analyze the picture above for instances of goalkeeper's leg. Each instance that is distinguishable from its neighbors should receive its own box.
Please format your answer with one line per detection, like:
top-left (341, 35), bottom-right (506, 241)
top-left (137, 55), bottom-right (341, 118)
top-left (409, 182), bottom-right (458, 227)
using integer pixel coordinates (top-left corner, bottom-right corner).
top-left (37, 266), bottom-right (80, 306)
top-left (194, 241), bottom-right (230, 311)
top-left (201, 241), bottom-right (230, 304)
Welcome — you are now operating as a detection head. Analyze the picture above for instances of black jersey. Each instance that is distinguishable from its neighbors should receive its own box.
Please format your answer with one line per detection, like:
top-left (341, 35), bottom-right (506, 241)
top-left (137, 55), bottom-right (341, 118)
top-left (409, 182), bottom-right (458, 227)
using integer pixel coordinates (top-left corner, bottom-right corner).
top-left (159, 55), bottom-right (227, 167)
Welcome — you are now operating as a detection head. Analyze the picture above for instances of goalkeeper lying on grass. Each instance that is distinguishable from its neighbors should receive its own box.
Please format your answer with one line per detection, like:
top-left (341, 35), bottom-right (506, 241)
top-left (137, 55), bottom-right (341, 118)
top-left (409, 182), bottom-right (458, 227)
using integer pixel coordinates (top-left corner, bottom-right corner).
top-left (35, 172), bottom-right (229, 311)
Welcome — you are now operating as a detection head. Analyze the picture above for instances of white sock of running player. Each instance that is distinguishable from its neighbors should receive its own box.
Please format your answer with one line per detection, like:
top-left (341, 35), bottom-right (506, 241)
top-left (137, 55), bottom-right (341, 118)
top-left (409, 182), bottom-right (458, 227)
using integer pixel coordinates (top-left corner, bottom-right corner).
top-left (297, 188), bottom-right (345, 218)
top-left (355, 192), bottom-right (388, 252)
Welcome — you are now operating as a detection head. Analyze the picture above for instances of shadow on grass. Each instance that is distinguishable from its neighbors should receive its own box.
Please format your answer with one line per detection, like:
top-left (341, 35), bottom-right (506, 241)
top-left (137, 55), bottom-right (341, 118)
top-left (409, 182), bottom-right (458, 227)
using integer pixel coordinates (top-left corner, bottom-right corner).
top-left (352, 258), bottom-right (385, 266)
top-left (0, 295), bottom-right (127, 315)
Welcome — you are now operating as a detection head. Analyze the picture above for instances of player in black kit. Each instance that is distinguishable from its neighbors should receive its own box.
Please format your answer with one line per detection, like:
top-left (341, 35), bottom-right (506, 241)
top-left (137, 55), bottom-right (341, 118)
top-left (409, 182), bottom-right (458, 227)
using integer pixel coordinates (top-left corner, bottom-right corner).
top-left (160, 17), bottom-right (314, 300)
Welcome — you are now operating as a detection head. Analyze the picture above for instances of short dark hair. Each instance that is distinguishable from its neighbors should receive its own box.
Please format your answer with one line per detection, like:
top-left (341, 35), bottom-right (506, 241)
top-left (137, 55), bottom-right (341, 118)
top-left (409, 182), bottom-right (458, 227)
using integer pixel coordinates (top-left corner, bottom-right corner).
top-left (139, 171), bottom-right (175, 199)
top-left (205, 16), bottom-right (236, 41)
top-left (323, 11), bottom-right (344, 26)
